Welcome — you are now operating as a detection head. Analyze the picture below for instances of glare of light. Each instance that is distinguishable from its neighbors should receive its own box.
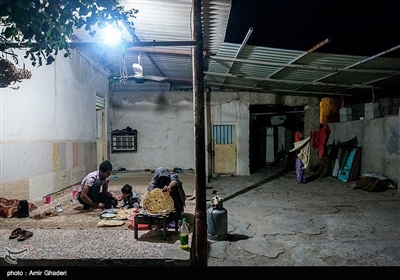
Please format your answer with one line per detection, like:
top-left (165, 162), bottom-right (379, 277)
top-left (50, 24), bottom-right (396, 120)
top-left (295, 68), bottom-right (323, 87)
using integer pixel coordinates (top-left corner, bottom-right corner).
top-left (102, 25), bottom-right (122, 46)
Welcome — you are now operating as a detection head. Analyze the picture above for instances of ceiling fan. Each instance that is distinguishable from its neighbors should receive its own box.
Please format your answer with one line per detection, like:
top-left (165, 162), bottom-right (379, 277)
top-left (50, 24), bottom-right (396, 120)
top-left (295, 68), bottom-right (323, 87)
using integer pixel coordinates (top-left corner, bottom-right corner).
top-left (117, 52), bottom-right (168, 84)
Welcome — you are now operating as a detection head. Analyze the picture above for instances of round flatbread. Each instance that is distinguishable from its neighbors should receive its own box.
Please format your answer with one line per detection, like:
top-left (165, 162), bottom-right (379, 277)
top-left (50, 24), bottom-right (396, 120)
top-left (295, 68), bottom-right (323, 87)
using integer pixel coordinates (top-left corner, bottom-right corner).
top-left (142, 188), bottom-right (174, 215)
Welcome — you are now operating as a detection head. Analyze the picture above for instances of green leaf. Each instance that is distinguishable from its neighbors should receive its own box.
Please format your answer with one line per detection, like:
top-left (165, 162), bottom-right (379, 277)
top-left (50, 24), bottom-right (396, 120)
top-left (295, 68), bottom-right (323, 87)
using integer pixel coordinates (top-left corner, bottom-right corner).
top-left (41, 21), bottom-right (50, 32)
top-left (3, 27), bottom-right (16, 38)
top-left (46, 56), bottom-right (55, 65)
top-left (1, 0), bottom-right (138, 78)
top-left (79, 6), bottom-right (89, 16)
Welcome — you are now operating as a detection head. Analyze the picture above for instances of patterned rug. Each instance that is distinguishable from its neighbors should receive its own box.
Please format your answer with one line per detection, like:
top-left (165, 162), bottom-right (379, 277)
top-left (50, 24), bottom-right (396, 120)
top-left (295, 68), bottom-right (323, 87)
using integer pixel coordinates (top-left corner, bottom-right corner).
top-left (0, 197), bottom-right (37, 218)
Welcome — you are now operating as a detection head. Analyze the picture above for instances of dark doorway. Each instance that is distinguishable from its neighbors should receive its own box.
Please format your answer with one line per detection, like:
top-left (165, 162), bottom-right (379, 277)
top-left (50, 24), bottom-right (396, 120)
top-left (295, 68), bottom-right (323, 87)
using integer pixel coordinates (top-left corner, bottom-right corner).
top-left (249, 105), bottom-right (304, 174)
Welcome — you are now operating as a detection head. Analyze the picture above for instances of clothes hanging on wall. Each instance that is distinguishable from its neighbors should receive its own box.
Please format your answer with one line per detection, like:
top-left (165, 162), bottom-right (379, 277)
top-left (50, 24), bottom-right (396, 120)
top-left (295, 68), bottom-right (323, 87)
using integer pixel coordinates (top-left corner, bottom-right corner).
top-left (312, 124), bottom-right (331, 159)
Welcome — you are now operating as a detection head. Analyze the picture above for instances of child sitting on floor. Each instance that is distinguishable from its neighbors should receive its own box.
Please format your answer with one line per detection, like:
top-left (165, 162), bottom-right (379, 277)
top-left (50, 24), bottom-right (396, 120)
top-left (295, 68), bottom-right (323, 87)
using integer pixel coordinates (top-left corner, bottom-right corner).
top-left (116, 184), bottom-right (141, 209)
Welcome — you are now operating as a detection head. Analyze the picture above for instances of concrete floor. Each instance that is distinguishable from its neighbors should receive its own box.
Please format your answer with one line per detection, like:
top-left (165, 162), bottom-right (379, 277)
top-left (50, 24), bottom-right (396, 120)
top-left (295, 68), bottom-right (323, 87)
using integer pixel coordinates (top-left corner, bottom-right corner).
top-left (1, 166), bottom-right (399, 277)
top-left (0, 170), bottom-right (196, 268)
top-left (207, 169), bottom-right (400, 267)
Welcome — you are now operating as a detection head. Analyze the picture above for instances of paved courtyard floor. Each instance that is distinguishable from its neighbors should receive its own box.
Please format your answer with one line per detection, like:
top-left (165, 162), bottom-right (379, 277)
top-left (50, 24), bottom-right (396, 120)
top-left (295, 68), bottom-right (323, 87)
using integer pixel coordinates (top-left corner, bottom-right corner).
top-left (1, 166), bottom-right (399, 278)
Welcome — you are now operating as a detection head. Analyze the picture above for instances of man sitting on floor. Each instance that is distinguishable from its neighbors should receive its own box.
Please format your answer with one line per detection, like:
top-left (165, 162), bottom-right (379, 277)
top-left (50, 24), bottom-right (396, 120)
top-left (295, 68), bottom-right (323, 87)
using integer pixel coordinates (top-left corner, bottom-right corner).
top-left (77, 160), bottom-right (118, 211)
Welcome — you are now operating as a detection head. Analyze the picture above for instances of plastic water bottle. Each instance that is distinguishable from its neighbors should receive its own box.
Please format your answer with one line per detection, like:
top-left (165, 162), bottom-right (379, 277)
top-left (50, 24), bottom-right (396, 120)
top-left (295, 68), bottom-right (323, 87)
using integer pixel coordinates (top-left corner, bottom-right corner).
top-left (72, 185), bottom-right (78, 202)
top-left (179, 218), bottom-right (189, 249)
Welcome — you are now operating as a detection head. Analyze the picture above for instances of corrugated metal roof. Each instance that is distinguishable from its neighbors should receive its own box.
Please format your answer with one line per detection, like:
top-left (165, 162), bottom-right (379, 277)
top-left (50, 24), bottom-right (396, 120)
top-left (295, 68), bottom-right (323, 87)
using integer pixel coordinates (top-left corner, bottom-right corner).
top-left (70, 1), bottom-right (400, 98)
top-left (71, 0), bottom-right (231, 90)
top-left (205, 42), bottom-right (400, 97)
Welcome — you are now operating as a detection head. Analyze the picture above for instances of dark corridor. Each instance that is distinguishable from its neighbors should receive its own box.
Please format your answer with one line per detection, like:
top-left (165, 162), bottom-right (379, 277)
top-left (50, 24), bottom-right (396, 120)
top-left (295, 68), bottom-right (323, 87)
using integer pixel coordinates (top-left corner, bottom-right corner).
top-left (249, 104), bottom-right (304, 174)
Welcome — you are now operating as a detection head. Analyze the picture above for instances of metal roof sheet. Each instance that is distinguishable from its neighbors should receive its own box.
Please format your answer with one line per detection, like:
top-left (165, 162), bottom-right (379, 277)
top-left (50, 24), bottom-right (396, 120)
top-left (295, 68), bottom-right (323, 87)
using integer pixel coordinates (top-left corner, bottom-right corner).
top-left (71, 0), bottom-right (231, 89)
top-left (205, 42), bottom-right (400, 97)
top-left (70, 1), bottom-right (400, 99)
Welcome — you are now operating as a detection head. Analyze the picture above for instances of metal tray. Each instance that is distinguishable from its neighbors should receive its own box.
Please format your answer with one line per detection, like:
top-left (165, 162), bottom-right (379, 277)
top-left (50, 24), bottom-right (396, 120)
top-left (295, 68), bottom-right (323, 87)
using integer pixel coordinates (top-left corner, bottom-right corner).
top-left (100, 212), bottom-right (116, 219)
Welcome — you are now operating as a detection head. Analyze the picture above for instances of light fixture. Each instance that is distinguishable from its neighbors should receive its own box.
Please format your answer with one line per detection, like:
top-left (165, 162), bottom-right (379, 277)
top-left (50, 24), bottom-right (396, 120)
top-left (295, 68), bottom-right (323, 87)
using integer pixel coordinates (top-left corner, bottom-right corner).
top-left (101, 25), bottom-right (122, 46)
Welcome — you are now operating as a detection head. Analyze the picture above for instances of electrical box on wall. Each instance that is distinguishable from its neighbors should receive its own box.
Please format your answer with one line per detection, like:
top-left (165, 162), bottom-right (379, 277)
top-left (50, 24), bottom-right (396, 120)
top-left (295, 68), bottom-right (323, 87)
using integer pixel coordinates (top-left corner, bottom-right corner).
top-left (111, 127), bottom-right (137, 153)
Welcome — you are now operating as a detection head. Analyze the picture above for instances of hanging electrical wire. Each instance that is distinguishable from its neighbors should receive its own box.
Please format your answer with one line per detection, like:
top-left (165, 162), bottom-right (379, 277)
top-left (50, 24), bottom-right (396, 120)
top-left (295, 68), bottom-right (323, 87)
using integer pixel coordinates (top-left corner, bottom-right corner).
top-left (119, 51), bottom-right (128, 83)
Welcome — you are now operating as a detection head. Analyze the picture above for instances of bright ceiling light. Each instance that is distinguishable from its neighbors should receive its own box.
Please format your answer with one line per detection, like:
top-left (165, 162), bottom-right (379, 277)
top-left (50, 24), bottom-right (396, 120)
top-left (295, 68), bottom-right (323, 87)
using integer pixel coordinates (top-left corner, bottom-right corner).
top-left (101, 25), bottom-right (122, 46)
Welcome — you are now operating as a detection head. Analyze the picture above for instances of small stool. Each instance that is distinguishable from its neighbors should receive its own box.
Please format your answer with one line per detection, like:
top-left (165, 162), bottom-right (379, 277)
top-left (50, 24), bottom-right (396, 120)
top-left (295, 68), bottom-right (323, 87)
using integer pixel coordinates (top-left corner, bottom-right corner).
top-left (134, 210), bottom-right (178, 240)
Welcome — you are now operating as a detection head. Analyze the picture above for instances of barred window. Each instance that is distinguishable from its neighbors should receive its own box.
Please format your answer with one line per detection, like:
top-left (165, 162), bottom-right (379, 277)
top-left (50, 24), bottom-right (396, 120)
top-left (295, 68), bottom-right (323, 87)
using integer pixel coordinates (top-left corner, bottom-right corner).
top-left (111, 130), bottom-right (137, 153)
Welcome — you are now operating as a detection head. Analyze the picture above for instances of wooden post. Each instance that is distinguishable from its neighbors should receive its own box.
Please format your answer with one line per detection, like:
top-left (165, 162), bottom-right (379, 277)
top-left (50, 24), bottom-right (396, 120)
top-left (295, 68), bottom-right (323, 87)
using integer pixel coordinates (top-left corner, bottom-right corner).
top-left (192, 0), bottom-right (207, 266)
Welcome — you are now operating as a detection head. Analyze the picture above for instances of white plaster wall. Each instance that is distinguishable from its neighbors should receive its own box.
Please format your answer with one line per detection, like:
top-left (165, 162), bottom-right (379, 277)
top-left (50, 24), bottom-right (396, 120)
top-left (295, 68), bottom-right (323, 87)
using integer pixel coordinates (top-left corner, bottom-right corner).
top-left (109, 89), bottom-right (253, 174)
top-left (108, 90), bottom-right (310, 176)
top-left (0, 49), bottom-right (109, 200)
top-left (109, 89), bottom-right (195, 171)
top-left (1, 49), bottom-right (107, 142)
top-left (327, 115), bottom-right (399, 185)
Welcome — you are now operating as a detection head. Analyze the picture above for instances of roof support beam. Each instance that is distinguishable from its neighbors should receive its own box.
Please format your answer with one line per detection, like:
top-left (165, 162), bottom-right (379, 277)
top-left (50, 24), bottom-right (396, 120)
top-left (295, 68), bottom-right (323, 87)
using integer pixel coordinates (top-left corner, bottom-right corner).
top-left (293, 44), bottom-right (400, 91)
top-left (357, 44), bottom-right (400, 85)
top-left (70, 40), bottom-right (199, 48)
top-left (219, 27), bottom-right (253, 85)
top-left (205, 82), bottom-right (351, 97)
top-left (205, 71), bottom-right (376, 89)
top-left (208, 55), bottom-right (397, 74)
top-left (125, 46), bottom-right (204, 56)
top-left (253, 38), bottom-right (330, 89)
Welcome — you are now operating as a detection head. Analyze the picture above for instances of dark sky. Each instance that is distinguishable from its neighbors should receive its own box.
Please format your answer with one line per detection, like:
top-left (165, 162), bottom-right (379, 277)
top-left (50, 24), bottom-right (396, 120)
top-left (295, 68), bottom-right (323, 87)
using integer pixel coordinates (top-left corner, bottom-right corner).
top-left (226, 0), bottom-right (400, 57)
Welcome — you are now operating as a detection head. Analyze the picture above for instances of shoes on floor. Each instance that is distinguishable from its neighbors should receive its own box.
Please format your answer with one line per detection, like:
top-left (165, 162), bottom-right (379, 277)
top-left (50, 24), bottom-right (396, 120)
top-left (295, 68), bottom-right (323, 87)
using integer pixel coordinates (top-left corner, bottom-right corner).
top-left (17, 230), bottom-right (33, 241)
top-left (9, 228), bottom-right (22, 239)
top-left (9, 228), bottom-right (33, 241)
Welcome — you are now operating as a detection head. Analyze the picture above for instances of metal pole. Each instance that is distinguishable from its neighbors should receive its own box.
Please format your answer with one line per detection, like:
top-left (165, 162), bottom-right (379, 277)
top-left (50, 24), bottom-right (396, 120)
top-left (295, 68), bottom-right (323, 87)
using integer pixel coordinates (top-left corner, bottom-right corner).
top-left (192, 0), bottom-right (207, 266)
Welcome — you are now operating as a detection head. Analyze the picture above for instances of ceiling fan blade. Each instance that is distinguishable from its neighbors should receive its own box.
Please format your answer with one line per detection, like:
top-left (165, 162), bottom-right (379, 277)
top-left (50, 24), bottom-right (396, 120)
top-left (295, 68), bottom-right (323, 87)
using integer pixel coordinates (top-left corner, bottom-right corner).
top-left (114, 75), bottom-right (168, 84)
top-left (143, 75), bottom-right (168, 82)
top-left (132, 75), bottom-right (167, 84)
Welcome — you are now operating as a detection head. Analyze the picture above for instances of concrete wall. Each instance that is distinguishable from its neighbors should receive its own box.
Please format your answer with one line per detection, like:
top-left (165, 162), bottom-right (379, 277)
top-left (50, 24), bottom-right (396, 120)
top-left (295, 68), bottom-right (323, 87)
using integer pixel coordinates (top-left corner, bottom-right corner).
top-left (0, 50), bottom-right (109, 201)
top-left (108, 87), bottom-right (195, 172)
top-left (2, 50), bottom-right (398, 202)
top-left (327, 114), bottom-right (399, 186)
top-left (108, 88), bottom-right (311, 176)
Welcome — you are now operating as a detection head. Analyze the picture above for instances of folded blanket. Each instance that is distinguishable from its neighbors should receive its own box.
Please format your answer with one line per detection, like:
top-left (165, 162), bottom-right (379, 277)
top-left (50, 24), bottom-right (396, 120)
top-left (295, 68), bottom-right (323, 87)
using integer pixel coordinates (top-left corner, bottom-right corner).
top-left (0, 197), bottom-right (37, 218)
top-left (290, 136), bottom-right (312, 169)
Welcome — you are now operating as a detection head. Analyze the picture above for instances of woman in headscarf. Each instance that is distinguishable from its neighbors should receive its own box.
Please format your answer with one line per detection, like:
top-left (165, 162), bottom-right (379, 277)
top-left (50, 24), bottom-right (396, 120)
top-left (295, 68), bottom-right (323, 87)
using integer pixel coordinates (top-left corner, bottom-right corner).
top-left (148, 167), bottom-right (186, 218)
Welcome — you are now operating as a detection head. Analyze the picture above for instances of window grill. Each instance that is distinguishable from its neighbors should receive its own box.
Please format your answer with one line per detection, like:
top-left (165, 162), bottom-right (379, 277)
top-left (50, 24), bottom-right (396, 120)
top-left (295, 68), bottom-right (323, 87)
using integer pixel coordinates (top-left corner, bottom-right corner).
top-left (111, 128), bottom-right (137, 153)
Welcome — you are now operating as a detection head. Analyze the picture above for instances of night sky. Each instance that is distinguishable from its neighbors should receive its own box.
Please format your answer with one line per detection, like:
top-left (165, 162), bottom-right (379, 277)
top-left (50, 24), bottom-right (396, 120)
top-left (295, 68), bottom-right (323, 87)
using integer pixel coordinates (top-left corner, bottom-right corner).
top-left (225, 0), bottom-right (400, 57)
